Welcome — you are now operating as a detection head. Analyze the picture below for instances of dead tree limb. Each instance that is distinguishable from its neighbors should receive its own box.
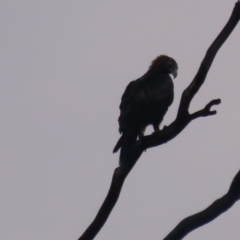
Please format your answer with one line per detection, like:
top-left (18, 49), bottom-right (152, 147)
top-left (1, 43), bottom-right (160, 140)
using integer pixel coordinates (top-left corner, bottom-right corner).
top-left (79, 2), bottom-right (240, 239)
top-left (163, 169), bottom-right (240, 240)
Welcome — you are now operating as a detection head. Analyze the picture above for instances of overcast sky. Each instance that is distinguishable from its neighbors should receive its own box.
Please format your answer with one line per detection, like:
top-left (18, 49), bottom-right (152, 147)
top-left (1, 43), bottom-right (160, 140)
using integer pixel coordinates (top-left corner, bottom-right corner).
top-left (0, 1), bottom-right (240, 240)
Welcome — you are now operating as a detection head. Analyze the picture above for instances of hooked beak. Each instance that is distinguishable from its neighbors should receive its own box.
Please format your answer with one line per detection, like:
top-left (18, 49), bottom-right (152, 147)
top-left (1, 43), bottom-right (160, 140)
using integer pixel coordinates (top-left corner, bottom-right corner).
top-left (172, 68), bottom-right (178, 79)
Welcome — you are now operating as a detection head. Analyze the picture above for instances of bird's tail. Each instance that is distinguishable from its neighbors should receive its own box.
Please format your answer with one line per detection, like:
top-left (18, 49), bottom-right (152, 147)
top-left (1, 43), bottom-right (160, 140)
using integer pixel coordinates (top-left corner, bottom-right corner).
top-left (113, 131), bottom-right (138, 165)
top-left (113, 134), bottom-right (123, 153)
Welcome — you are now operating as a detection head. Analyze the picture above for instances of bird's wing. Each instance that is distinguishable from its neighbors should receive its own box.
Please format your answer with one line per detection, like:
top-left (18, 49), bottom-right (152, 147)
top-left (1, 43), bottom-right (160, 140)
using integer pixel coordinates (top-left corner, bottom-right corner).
top-left (118, 79), bottom-right (140, 133)
top-left (119, 72), bottom-right (149, 110)
top-left (119, 80), bottom-right (137, 110)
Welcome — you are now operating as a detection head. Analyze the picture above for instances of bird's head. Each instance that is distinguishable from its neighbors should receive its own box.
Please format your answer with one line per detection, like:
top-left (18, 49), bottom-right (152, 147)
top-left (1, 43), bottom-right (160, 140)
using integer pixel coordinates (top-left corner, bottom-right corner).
top-left (149, 55), bottom-right (178, 79)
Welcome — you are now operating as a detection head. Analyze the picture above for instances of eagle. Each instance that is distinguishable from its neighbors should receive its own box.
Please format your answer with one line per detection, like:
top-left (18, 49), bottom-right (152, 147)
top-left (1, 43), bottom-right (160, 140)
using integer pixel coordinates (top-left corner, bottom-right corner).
top-left (113, 55), bottom-right (178, 165)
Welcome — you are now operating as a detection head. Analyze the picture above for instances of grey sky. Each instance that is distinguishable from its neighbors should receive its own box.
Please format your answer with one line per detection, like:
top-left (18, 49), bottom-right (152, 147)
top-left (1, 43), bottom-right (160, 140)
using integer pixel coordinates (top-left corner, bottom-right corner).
top-left (0, 1), bottom-right (240, 239)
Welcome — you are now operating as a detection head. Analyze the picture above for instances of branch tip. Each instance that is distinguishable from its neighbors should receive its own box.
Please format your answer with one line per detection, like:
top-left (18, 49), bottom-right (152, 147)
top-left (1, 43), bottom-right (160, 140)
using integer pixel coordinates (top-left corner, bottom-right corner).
top-left (205, 98), bottom-right (221, 111)
top-left (190, 98), bottom-right (221, 119)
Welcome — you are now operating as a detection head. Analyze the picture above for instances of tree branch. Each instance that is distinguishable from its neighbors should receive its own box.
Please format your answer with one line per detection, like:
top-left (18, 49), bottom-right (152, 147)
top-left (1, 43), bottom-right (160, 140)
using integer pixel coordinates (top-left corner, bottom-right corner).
top-left (163, 169), bottom-right (240, 240)
top-left (79, 2), bottom-right (240, 239)
top-left (190, 99), bottom-right (221, 120)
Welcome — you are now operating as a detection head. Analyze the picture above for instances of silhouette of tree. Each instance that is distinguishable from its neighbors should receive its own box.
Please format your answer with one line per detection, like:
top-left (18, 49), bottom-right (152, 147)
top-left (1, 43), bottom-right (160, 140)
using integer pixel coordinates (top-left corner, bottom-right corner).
top-left (79, 2), bottom-right (240, 239)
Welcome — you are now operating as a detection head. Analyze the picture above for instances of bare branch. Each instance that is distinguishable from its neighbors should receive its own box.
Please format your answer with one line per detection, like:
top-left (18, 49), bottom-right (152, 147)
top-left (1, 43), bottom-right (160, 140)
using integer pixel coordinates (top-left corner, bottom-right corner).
top-left (163, 170), bottom-right (240, 240)
top-left (190, 99), bottom-right (221, 119)
top-left (79, 2), bottom-right (240, 239)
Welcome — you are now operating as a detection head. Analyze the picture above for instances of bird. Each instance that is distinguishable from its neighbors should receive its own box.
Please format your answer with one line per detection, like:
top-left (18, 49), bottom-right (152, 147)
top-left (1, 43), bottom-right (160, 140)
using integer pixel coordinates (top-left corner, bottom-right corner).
top-left (113, 55), bottom-right (178, 165)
